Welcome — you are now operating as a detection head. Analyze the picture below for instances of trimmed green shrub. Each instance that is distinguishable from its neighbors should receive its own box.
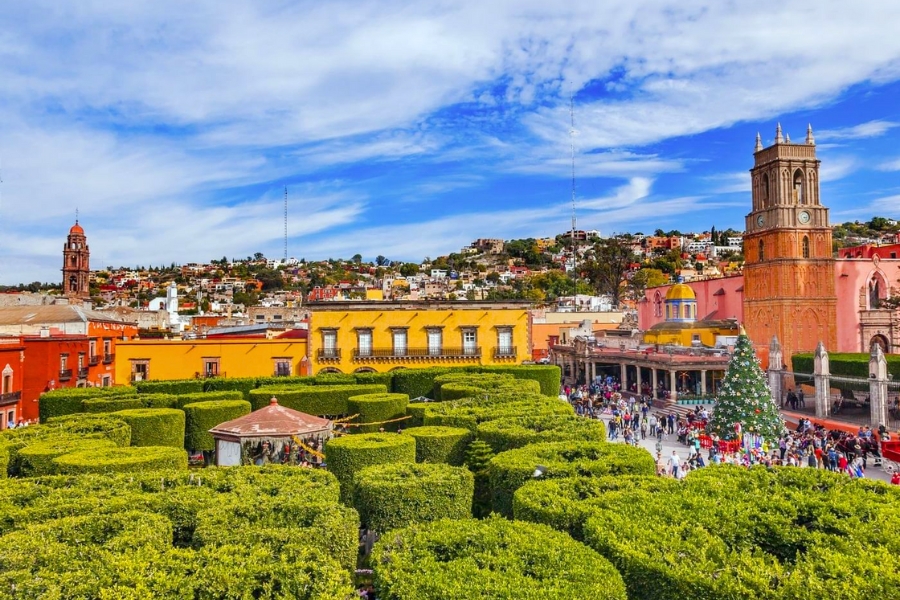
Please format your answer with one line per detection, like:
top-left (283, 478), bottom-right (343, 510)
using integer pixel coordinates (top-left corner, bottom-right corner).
top-left (513, 476), bottom-right (678, 540)
top-left (47, 413), bottom-right (132, 447)
top-left (391, 367), bottom-right (452, 398)
top-left (402, 426), bottom-right (473, 465)
top-left (325, 433), bottom-right (416, 503)
top-left (477, 365), bottom-right (562, 397)
top-left (17, 437), bottom-right (117, 477)
top-left (405, 401), bottom-right (432, 427)
top-left (373, 516), bottom-right (627, 600)
top-left (354, 462), bottom-right (474, 532)
top-left (487, 441), bottom-right (657, 517)
top-left (183, 400), bottom-right (251, 451)
top-left (135, 379), bottom-right (203, 395)
top-left (202, 376), bottom-right (258, 399)
top-left (353, 371), bottom-right (394, 388)
top-left (0, 444), bottom-right (8, 478)
top-left (38, 386), bottom-right (136, 422)
top-left (81, 396), bottom-right (143, 413)
top-left (314, 373), bottom-right (356, 385)
top-left (53, 445), bottom-right (188, 474)
top-left (433, 373), bottom-right (514, 399)
top-left (579, 465), bottom-right (900, 600)
top-left (175, 390), bottom-right (244, 409)
top-left (138, 393), bottom-right (179, 409)
top-left (422, 396), bottom-right (573, 431)
top-left (476, 414), bottom-right (606, 453)
top-left (347, 393), bottom-right (409, 433)
top-left (254, 375), bottom-right (313, 388)
top-left (112, 408), bottom-right (185, 448)
top-left (793, 351), bottom-right (900, 382)
top-left (251, 383), bottom-right (387, 414)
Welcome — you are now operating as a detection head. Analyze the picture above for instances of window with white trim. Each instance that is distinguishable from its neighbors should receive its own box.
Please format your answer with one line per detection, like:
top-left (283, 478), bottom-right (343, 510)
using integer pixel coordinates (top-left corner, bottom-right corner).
top-left (497, 327), bottom-right (513, 355)
top-left (357, 329), bottom-right (373, 357)
top-left (427, 328), bottom-right (442, 356)
top-left (322, 330), bottom-right (338, 358)
top-left (462, 329), bottom-right (478, 355)
top-left (392, 329), bottom-right (408, 356)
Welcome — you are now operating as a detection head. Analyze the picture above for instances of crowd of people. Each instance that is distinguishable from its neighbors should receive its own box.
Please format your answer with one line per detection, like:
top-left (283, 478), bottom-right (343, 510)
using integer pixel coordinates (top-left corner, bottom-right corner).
top-left (564, 380), bottom-right (900, 485)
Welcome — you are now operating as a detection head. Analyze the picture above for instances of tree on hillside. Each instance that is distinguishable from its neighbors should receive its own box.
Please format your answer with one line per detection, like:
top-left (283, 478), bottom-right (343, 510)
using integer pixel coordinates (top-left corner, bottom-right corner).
top-left (581, 236), bottom-right (635, 307)
top-left (708, 334), bottom-right (786, 443)
top-left (628, 268), bottom-right (669, 299)
top-left (376, 255), bottom-right (389, 267)
top-left (399, 263), bottom-right (420, 277)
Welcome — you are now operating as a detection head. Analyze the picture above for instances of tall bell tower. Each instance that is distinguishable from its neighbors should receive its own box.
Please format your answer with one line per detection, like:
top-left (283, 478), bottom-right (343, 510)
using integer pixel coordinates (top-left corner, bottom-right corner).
top-left (743, 124), bottom-right (837, 368)
top-left (62, 221), bottom-right (91, 300)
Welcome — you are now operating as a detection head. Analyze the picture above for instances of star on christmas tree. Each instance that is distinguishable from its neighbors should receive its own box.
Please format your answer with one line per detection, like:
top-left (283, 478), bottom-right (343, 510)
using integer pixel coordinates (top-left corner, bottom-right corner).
top-left (708, 333), bottom-right (785, 442)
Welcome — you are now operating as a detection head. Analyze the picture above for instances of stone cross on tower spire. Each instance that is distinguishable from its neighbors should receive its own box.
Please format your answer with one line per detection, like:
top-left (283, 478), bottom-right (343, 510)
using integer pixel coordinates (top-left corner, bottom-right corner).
top-left (775, 123), bottom-right (784, 144)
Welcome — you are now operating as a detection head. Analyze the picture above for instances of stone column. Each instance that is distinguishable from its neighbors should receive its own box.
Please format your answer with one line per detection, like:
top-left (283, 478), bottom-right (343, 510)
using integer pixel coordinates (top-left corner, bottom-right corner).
top-left (620, 363), bottom-right (627, 390)
top-left (636, 366), bottom-right (642, 393)
top-left (651, 368), bottom-right (658, 401)
top-left (813, 341), bottom-right (830, 418)
top-left (768, 336), bottom-right (785, 410)
top-left (870, 343), bottom-right (889, 428)
top-left (700, 370), bottom-right (707, 396)
top-left (669, 370), bottom-right (678, 403)
top-left (590, 361), bottom-right (596, 383)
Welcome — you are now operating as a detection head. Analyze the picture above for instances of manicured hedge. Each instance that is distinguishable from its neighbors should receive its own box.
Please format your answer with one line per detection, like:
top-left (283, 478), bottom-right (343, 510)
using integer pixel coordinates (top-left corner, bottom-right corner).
top-left (254, 375), bottom-right (313, 388)
top-left (433, 373), bottom-right (514, 400)
top-left (422, 396), bottom-right (574, 431)
top-left (354, 462), bottom-right (474, 533)
top-left (112, 408), bottom-right (185, 448)
top-left (81, 396), bottom-right (139, 413)
top-left (38, 386), bottom-right (137, 422)
top-left (325, 432), bottom-right (416, 503)
top-left (53, 445), bottom-right (188, 474)
top-left (792, 351), bottom-right (900, 379)
top-left (183, 400), bottom-right (251, 451)
top-left (201, 376), bottom-right (258, 399)
top-left (476, 365), bottom-right (562, 397)
top-left (352, 371), bottom-right (394, 388)
top-left (315, 373), bottom-right (357, 385)
top-left (401, 426), bottom-right (473, 465)
top-left (0, 444), bottom-right (8, 478)
top-left (579, 466), bottom-right (900, 600)
top-left (373, 516), bottom-right (627, 600)
top-left (250, 383), bottom-right (387, 414)
top-left (391, 367), bottom-right (452, 398)
top-left (405, 401), bottom-right (432, 427)
top-left (46, 413), bottom-right (133, 448)
top-left (17, 437), bottom-right (117, 477)
top-left (487, 441), bottom-right (657, 517)
top-left (347, 393), bottom-right (409, 433)
top-left (175, 390), bottom-right (244, 409)
top-left (135, 379), bottom-right (204, 395)
top-left (513, 476), bottom-right (678, 540)
top-left (437, 383), bottom-right (485, 400)
top-left (476, 414), bottom-right (606, 453)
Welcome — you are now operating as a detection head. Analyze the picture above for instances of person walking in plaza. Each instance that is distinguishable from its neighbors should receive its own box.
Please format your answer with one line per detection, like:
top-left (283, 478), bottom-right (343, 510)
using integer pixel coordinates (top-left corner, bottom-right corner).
top-left (668, 450), bottom-right (680, 478)
top-left (797, 388), bottom-right (805, 408)
top-left (667, 413), bottom-right (676, 435)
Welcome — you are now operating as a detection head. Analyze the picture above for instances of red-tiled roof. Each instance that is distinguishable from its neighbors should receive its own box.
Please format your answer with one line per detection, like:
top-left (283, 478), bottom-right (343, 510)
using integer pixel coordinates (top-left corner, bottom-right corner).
top-left (209, 397), bottom-right (331, 440)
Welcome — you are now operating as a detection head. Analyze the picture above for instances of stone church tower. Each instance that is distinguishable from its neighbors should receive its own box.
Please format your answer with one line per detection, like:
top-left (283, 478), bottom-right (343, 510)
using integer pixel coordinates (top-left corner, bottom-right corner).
top-left (62, 221), bottom-right (90, 299)
top-left (743, 124), bottom-right (837, 368)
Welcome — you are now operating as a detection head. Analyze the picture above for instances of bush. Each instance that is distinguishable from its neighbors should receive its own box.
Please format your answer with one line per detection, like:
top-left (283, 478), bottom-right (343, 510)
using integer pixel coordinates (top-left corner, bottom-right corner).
top-left (175, 390), bottom-right (245, 410)
top-left (476, 414), bottom-right (606, 453)
top-left (46, 413), bottom-right (132, 447)
top-left (325, 433), bottom-right (416, 503)
top-left (354, 462), bottom-right (474, 532)
top-left (792, 351), bottom-right (900, 380)
top-left (477, 365), bottom-right (562, 397)
top-left (314, 373), bottom-right (357, 385)
top-left (17, 437), bottom-right (118, 477)
top-left (432, 373), bottom-right (514, 400)
top-left (422, 396), bottom-right (573, 431)
top-left (405, 401), bottom-right (432, 427)
top-left (437, 383), bottom-right (484, 401)
top-left (254, 375), bottom-right (314, 388)
top-left (183, 400), bottom-right (251, 451)
top-left (81, 396), bottom-right (142, 413)
top-left (347, 393), bottom-right (409, 433)
top-left (112, 408), bottom-right (185, 448)
top-left (0, 444), bottom-right (8, 478)
top-left (391, 367), bottom-right (452, 398)
top-left (251, 384), bottom-right (387, 414)
top-left (401, 426), bottom-right (473, 465)
top-left (202, 376), bottom-right (258, 399)
top-left (487, 441), bottom-right (657, 517)
top-left (373, 516), bottom-right (627, 600)
top-left (135, 379), bottom-right (204, 395)
top-left (53, 445), bottom-right (188, 474)
top-left (353, 371), bottom-right (394, 388)
top-left (38, 386), bottom-right (137, 422)
top-left (579, 466), bottom-right (900, 600)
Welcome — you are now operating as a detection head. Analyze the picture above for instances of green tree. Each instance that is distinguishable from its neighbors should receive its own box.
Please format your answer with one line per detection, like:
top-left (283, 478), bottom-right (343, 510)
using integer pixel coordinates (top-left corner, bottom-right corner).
top-left (581, 237), bottom-right (635, 306)
top-left (399, 263), bottom-right (420, 277)
top-left (708, 334), bottom-right (786, 443)
top-left (376, 255), bottom-right (389, 267)
top-left (628, 268), bottom-right (668, 299)
top-left (351, 253), bottom-right (363, 264)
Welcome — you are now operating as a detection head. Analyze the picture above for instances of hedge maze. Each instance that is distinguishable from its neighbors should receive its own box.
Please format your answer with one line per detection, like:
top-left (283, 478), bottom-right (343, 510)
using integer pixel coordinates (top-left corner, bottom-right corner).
top-left (3, 363), bottom-right (897, 597)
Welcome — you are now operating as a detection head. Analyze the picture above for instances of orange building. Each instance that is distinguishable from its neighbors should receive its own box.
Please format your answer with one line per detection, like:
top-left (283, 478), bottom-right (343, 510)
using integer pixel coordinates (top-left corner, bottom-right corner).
top-left (0, 337), bottom-right (25, 428)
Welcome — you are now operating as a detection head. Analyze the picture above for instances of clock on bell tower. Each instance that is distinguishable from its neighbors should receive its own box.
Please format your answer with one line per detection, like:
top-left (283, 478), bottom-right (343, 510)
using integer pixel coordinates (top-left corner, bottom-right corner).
top-left (743, 124), bottom-right (837, 368)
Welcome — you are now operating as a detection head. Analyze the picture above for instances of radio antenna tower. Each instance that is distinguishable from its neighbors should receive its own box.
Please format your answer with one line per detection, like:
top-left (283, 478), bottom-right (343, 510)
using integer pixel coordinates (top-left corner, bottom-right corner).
top-left (283, 186), bottom-right (288, 263)
top-left (569, 97), bottom-right (578, 282)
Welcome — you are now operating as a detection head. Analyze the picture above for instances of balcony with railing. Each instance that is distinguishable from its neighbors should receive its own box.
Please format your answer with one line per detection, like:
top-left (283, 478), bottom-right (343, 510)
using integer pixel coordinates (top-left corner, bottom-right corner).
top-left (493, 346), bottom-right (517, 359)
top-left (0, 391), bottom-right (21, 405)
top-left (352, 347), bottom-right (482, 361)
top-left (317, 348), bottom-right (342, 362)
top-left (59, 369), bottom-right (73, 382)
top-left (77, 367), bottom-right (89, 379)
top-left (103, 353), bottom-right (115, 364)
top-left (88, 354), bottom-right (101, 366)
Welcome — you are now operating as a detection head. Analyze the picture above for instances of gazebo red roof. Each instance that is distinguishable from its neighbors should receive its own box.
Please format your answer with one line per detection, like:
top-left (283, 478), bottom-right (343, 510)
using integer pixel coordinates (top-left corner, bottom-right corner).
top-left (209, 397), bottom-right (332, 441)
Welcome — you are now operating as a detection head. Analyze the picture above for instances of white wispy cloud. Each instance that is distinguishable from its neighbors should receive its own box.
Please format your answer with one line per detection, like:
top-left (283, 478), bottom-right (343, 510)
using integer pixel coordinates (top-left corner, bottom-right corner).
top-left (817, 120), bottom-right (899, 141)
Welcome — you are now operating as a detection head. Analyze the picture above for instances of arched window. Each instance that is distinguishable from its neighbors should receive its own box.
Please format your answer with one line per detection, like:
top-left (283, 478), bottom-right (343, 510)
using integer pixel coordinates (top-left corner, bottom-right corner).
top-left (758, 239), bottom-right (765, 261)
top-left (802, 236), bottom-right (810, 259)
top-left (762, 173), bottom-right (770, 206)
top-left (793, 169), bottom-right (804, 204)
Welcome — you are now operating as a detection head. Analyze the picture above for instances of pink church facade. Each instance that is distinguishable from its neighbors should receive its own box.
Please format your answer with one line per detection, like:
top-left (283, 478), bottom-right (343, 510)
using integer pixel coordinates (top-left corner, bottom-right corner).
top-left (638, 254), bottom-right (900, 355)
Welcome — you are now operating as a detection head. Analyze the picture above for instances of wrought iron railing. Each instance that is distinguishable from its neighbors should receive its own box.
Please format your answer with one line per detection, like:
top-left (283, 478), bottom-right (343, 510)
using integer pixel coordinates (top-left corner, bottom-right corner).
top-left (103, 353), bottom-right (115, 364)
top-left (493, 346), bottom-right (517, 358)
top-left (77, 367), bottom-right (89, 379)
top-left (317, 348), bottom-right (341, 360)
top-left (0, 391), bottom-right (21, 404)
top-left (352, 347), bottom-right (482, 359)
top-left (59, 369), bottom-right (73, 381)
top-left (89, 355), bottom-right (100, 366)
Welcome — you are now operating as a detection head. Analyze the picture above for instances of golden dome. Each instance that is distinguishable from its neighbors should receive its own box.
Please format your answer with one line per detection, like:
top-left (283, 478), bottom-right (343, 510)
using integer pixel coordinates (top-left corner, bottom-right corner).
top-left (666, 283), bottom-right (696, 301)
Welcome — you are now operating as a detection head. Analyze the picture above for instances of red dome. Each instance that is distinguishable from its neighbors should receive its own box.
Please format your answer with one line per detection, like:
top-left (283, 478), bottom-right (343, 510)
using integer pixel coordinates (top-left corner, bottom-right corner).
top-left (69, 222), bottom-right (84, 235)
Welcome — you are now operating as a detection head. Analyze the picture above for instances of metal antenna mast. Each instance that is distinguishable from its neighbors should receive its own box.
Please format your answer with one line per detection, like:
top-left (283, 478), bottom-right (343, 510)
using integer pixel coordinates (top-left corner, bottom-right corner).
top-left (569, 98), bottom-right (578, 283)
top-left (283, 186), bottom-right (288, 263)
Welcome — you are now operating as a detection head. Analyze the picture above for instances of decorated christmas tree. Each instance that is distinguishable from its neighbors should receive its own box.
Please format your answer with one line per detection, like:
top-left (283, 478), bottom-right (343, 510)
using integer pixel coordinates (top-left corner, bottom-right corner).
top-left (708, 333), bottom-right (786, 442)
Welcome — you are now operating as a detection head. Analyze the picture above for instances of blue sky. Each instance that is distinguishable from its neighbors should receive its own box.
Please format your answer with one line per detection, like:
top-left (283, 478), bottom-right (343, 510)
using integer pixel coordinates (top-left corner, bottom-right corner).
top-left (1, 1), bottom-right (900, 284)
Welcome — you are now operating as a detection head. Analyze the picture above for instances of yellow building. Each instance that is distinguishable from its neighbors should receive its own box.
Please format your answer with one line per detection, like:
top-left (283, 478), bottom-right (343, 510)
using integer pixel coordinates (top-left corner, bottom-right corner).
top-left (643, 284), bottom-right (740, 347)
top-left (308, 300), bottom-right (531, 374)
top-left (116, 338), bottom-right (309, 383)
